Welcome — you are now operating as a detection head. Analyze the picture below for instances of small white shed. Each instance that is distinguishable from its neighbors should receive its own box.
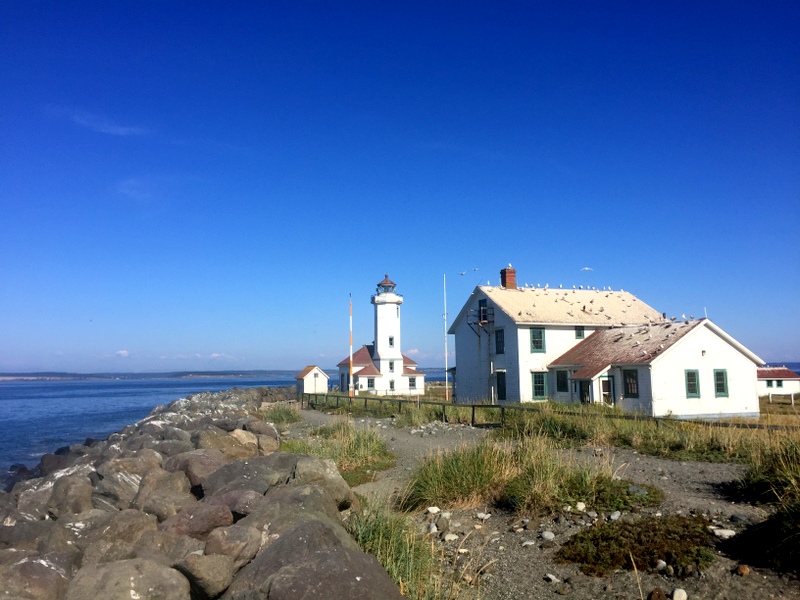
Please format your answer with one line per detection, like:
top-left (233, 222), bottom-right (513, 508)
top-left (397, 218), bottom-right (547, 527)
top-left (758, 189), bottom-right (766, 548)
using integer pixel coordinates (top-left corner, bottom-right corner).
top-left (757, 366), bottom-right (800, 397)
top-left (295, 366), bottom-right (329, 396)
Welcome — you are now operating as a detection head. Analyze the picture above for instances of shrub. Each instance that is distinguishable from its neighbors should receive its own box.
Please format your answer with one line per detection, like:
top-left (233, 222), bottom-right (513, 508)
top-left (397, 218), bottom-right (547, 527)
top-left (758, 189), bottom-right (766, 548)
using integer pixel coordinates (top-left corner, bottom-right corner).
top-left (556, 515), bottom-right (716, 577)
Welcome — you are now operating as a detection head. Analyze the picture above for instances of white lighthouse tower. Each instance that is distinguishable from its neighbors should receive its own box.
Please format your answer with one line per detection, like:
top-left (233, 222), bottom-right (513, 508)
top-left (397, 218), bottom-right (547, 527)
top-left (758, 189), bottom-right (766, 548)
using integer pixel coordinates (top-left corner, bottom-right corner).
top-left (337, 274), bottom-right (425, 395)
top-left (372, 275), bottom-right (403, 378)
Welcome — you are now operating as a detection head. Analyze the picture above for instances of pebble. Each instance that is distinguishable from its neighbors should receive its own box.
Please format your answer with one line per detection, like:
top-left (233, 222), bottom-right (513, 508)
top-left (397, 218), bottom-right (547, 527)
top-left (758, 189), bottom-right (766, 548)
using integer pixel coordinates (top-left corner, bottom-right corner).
top-left (575, 501), bottom-right (586, 512)
top-left (428, 522), bottom-right (438, 534)
top-left (544, 573), bottom-right (561, 583)
top-left (672, 589), bottom-right (688, 600)
top-left (712, 528), bottom-right (736, 540)
top-left (541, 531), bottom-right (556, 541)
top-left (427, 506), bottom-right (441, 515)
top-left (476, 512), bottom-right (491, 521)
top-left (522, 541), bottom-right (536, 547)
top-left (609, 511), bottom-right (622, 521)
top-left (656, 559), bottom-right (667, 571)
top-left (444, 533), bottom-right (459, 542)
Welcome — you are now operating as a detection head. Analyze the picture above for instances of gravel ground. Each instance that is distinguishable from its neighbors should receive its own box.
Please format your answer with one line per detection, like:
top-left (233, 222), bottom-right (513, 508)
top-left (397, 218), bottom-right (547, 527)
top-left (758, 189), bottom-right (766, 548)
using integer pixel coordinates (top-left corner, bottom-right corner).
top-left (285, 407), bottom-right (800, 600)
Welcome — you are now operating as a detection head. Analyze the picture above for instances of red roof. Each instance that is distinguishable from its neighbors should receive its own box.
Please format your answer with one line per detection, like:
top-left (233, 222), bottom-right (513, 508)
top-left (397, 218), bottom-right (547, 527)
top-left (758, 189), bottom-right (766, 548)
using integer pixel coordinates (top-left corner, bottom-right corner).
top-left (550, 320), bottom-right (703, 379)
top-left (337, 345), bottom-right (376, 368)
top-left (757, 367), bottom-right (800, 380)
top-left (378, 274), bottom-right (396, 287)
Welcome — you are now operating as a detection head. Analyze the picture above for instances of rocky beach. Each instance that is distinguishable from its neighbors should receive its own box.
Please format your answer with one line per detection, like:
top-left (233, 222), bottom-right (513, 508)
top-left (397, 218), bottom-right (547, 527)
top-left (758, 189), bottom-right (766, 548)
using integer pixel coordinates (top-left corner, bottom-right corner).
top-left (2, 387), bottom-right (799, 600)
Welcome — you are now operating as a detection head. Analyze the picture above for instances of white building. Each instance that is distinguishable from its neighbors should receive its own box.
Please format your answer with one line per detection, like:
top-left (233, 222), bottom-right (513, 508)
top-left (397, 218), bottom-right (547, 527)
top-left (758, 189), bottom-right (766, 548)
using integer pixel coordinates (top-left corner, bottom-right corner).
top-left (449, 265), bottom-right (762, 418)
top-left (337, 275), bottom-right (425, 395)
top-left (757, 366), bottom-right (800, 396)
top-left (295, 365), bottom-right (329, 396)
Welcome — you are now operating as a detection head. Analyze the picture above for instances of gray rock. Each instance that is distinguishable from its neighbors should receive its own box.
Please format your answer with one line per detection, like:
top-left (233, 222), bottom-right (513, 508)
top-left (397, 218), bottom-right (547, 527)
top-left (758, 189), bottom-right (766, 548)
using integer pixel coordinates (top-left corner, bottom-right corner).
top-left (93, 470), bottom-right (142, 509)
top-left (294, 455), bottom-right (355, 510)
top-left (177, 552), bottom-right (234, 598)
top-left (82, 509), bottom-right (158, 566)
top-left (205, 524), bottom-right (262, 571)
top-left (163, 448), bottom-right (229, 488)
top-left (609, 510), bottom-right (622, 521)
top-left (541, 531), bottom-right (555, 541)
top-left (672, 589), bottom-right (688, 600)
top-left (132, 530), bottom-right (205, 566)
top-left (192, 427), bottom-right (258, 460)
top-left (65, 558), bottom-right (190, 600)
top-left (159, 502), bottom-right (233, 539)
top-left (47, 475), bottom-right (94, 517)
top-left (204, 489), bottom-right (266, 517)
top-left (131, 467), bottom-right (196, 522)
top-left (202, 454), bottom-right (295, 497)
top-left (0, 553), bottom-right (70, 600)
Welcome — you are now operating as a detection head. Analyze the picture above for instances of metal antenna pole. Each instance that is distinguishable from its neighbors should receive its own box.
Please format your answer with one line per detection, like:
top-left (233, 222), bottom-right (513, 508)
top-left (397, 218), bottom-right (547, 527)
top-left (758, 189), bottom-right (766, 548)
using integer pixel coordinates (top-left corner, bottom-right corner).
top-left (444, 273), bottom-right (449, 401)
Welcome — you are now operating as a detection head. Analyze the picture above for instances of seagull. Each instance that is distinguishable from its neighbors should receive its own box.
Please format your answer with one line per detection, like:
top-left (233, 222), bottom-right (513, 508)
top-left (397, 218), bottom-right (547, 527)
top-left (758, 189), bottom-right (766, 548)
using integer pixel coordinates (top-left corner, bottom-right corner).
top-left (581, 267), bottom-right (593, 271)
top-left (459, 271), bottom-right (466, 276)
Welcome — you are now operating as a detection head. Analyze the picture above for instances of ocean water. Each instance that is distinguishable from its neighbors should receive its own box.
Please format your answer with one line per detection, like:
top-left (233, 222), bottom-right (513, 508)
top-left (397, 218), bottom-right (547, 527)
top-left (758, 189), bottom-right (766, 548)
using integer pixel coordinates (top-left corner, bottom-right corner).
top-left (0, 375), bottom-right (298, 480)
top-left (0, 368), bottom-right (446, 486)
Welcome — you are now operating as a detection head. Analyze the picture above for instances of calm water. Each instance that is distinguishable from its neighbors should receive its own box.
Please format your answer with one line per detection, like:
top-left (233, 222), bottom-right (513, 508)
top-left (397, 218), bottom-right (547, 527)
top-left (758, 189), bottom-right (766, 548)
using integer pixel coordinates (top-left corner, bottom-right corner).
top-left (0, 375), bottom-right (298, 479)
top-left (0, 369), bottom-right (445, 484)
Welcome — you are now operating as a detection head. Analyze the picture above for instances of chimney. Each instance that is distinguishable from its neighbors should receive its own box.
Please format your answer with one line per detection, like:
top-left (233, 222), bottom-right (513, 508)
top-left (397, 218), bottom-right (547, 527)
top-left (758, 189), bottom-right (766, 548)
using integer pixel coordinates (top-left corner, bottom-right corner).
top-left (500, 266), bottom-right (517, 289)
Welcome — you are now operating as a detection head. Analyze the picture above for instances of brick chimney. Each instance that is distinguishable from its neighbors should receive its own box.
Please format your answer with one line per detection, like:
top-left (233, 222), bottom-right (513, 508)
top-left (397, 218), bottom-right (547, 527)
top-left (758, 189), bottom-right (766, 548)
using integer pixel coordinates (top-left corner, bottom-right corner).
top-left (500, 265), bottom-right (517, 289)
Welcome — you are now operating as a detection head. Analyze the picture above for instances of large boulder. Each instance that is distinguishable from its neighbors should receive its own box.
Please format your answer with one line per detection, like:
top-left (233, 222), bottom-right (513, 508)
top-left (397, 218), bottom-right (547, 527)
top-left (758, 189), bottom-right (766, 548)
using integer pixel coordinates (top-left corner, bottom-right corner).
top-left (65, 558), bottom-right (190, 600)
top-left (0, 553), bottom-right (70, 600)
top-left (48, 475), bottom-right (94, 517)
top-left (163, 449), bottom-right (229, 489)
top-left (177, 552), bottom-right (234, 599)
top-left (222, 520), bottom-right (401, 600)
top-left (159, 502), bottom-right (233, 540)
top-left (81, 509), bottom-right (158, 566)
top-left (192, 427), bottom-right (259, 461)
top-left (131, 530), bottom-right (204, 566)
top-left (205, 524), bottom-right (262, 571)
top-left (131, 467), bottom-right (197, 521)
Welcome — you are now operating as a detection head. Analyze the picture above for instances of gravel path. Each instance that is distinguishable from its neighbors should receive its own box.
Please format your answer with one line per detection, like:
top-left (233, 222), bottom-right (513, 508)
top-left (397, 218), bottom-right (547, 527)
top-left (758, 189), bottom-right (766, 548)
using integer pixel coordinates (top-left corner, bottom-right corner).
top-left (287, 407), bottom-right (800, 600)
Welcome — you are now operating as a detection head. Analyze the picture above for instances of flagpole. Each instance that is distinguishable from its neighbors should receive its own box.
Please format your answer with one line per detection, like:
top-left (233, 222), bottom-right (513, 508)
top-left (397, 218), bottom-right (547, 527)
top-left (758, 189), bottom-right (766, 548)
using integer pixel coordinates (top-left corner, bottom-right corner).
top-left (444, 273), bottom-right (449, 402)
top-left (349, 293), bottom-right (354, 399)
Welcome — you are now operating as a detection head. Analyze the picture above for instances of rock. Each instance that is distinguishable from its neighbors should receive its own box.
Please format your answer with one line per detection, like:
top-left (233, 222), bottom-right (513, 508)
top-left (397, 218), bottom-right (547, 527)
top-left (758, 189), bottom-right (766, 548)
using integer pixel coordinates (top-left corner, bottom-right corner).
top-left (0, 553), bottom-right (70, 600)
top-left (544, 573), bottom-right (561, 583)
top-left (204, 489), bottom-right (266, 517)
top-left (735, 564), bottom-right (751, 576)
top-left (93, 470), bottom-right (142, 509)
top-left (202, 454), bottom-right (295, 497)
top-left (609, 511), bottom-right (622, 521)
top-left (647, 588), bottom-right (668, 600)
top-left (444, 533), bottom-right (459, 542)
top-left (223, 541), bottom-right (403, 600)
top-left (193, 427), bottom-right (258, 460)
top-left (522, 540), bottom-right (536, 547)
top-left (163, 448), bottom-right (229, 489)
top-left (575, 501), bottom-right (586, 512)
top-left (672, 589), bottom-right (688, 600)
top-left (541, 531), bottom-right (555, 541)
top-left (47, 475), bottom-right (94, 517)
top-left (82, 509), bottom-right (159, 565)
top-left (427, 506), bottom-right (441, 515)
top-left (65, 558), bottom-right (190, 600)
top-left (177, 552), bottom-right (234, 599)
top-left (159, 502), bottom-right (233, 539)
top-left (132, 530), bottom-right (205, 566)
top-left (293, 455), bottom-right (354, 510)
top-left (131, 467), bottom-right (196, 521)
top-left (713, 528), bottom-right (736, 540)
top-left (656, 559), bottom-right (667, 571)
top-left (205, 524), bottom-right (262, 571)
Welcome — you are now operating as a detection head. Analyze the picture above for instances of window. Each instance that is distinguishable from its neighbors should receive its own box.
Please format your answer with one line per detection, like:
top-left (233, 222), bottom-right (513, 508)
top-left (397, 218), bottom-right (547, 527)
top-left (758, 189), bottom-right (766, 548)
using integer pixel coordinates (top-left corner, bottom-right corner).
top-left (389, 380), bottom-right (395, 390)
top-left (766, 380), bottom-right (774, 388)
top-left (714, 369), bottom-right (728, 397)
top-left (532, 372), bottom-right (547, 399)
top-left (478, 299), bottom-right (488, 322)
top-left (685, 370), bottom-right (700, 398)
top-left (409, 377), bottom-right (416, 390)
top-left (556, 370), bottom-right (569, 393)
top-left (495, 329), bottom-right (505, 355)
top-left (389, 361), bottom-right (395, 373)
top-left (777, 380), bottom-right (784, 388)
top-left (530, 327), bottom-right (545, 353)
top-left (389, 336), bottom-right (394, 348)
top-left (575, 326), bottom-right (585, 339)
top-left (367, 378), bottom-right (375, 389)
top-left (623, 369), bottom-right (639, 398)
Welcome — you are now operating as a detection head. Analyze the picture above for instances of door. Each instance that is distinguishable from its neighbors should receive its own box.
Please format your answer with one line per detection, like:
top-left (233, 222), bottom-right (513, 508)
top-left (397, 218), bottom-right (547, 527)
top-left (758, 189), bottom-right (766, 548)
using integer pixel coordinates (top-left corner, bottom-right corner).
top-left (496, 372), bottom-right (506, 402)
top-left (580, 381), bottom-right (591, 403)
top-left (601, 376), bottom-right (615, 405)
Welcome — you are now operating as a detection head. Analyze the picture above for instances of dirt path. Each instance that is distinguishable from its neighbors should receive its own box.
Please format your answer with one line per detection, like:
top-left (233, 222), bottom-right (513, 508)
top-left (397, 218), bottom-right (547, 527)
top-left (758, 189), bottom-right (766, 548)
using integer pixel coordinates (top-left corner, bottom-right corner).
top-left (287, 407), bottom-right (800, 600)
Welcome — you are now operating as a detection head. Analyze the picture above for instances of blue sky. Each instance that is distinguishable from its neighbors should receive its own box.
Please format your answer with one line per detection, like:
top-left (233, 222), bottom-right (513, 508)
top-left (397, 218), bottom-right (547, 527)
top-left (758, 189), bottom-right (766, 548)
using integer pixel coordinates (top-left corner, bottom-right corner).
top-left (1, 1), bottom-right (798, 372)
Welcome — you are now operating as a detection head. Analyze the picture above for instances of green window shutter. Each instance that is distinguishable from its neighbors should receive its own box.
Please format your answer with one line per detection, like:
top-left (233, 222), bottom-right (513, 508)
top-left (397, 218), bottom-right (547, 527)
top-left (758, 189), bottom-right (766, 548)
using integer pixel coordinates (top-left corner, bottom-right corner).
top-left (532, 372), bottom-right (548, 399)
top-left (714, 370), bottom-right (728, 397)
top-left (530, 327), bottom-right (545, 353)
top-left (685, 370), bottom-right (700, 398)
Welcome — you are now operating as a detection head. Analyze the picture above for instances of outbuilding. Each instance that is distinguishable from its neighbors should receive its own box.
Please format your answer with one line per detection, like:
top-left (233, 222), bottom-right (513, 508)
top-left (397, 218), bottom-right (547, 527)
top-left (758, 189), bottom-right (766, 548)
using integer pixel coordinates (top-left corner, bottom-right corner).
top-left (295, 365), bottom-right (329, 396)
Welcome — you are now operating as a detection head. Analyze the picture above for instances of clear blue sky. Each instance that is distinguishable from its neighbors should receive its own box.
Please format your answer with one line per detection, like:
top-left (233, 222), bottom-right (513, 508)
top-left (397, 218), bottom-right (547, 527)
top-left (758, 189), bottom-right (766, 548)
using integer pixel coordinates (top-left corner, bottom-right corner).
top-left (1, 1), bottom-right (798, 373)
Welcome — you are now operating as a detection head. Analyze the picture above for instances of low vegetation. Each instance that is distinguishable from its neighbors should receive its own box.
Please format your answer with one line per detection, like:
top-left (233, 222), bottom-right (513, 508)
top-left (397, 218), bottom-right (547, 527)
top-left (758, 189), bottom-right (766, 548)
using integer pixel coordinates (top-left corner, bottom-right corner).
top-left (556, 514), bottom-right (716, 577)
top-left (281, 419), bottom-right (395, 486)
top-left (259, 403), bottom-right (303, 426)
top-left (399, 436), bottom-right (662, 515)
top-left (346, 501), bottom-right (471, 600)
